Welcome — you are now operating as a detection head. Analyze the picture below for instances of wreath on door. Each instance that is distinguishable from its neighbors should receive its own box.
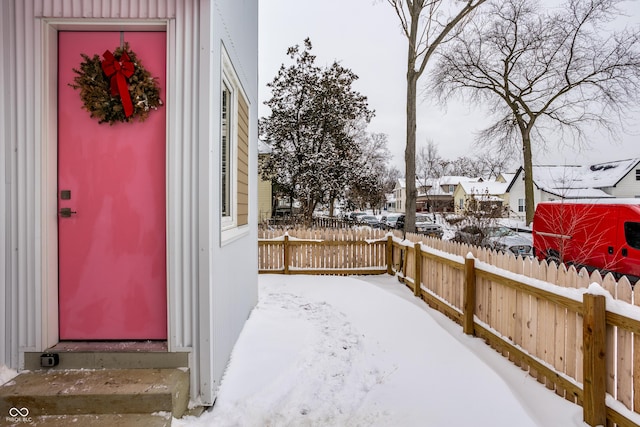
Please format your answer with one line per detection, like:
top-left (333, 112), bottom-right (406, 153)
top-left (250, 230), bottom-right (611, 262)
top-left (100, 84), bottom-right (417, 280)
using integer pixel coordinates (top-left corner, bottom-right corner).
top-left (70, 42), bottom-right (163, 125)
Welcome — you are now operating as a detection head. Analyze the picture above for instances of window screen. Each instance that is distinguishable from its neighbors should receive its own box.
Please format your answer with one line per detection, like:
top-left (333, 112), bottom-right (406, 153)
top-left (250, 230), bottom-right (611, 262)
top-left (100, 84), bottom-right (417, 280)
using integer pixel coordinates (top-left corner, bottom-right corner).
top-left (221, 82), bottom-right (231, 218)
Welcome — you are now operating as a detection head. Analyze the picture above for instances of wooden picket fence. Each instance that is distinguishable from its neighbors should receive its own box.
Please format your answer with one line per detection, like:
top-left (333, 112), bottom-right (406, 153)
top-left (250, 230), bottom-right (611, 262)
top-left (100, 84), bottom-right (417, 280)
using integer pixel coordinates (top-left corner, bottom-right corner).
top-left (258, 228), bottom-right (390, 275)
top-left (258, 228), bottom-right (640, 427)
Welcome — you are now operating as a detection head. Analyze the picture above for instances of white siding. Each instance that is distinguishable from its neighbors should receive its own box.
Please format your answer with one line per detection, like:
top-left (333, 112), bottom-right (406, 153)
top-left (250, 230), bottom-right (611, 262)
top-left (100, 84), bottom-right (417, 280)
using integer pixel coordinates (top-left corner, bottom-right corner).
top-left (7, 0), bottom-right (43, 363)
top-left (1, 0), bottom-right (258, 406)
top-left (506, 171), bottom-right (546, 220)
top-left (37, 0), bottom-right (177, 18)
top-left (609, 166), bottom-right (640, 198)
top-left (1, 0), bottom-right (18, 370)
top-left (209, 0), bottom-right (259, 399)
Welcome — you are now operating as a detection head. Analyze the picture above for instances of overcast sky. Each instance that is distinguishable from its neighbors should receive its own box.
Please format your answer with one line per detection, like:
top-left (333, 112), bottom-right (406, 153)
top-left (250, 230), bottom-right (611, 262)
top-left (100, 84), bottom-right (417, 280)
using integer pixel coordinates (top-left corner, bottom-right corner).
top-left (258, 0), bottom-right (640, 172)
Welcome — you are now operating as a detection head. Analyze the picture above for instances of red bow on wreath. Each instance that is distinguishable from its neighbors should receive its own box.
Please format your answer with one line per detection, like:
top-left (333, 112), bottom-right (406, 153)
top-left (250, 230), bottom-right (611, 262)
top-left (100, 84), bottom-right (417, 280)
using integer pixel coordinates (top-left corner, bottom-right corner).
top-left (101, 50), bottom-right (135, 117)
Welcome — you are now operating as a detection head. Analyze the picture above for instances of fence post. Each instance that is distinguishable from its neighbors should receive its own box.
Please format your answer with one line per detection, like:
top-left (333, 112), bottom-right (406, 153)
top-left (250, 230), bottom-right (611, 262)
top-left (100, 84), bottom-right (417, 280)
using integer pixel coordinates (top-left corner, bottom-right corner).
top-left (414, 242), bottom-right (422, 297)
top-left (583, 293), bottom-right (606, 427)
top-left (386, 235), bottom-right (393, 275)
top-left (401, 245), bottom-right (407, 278)
top-left (463, 254), bottom-right (476, 336)
top-left (283, 234), bottom-right (290, 275)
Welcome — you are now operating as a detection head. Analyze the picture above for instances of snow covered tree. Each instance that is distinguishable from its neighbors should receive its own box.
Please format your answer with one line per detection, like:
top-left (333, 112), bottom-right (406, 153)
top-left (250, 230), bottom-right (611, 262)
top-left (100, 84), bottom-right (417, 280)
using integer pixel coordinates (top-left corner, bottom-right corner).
top-left (385, 0), bottom-right (488, 232)
top-left (346, 132), bottom-right (392, 212)
top-left (260, 39), bottom-right (374, 223)
top-left (431, 0), bottom-right (640, 224)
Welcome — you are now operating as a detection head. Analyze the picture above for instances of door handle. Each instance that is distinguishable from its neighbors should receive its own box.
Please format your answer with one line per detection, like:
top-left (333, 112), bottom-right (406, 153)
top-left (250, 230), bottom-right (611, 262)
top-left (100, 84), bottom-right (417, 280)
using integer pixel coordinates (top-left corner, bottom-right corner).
top-left (59, 207), bottom-right (77, 218)
top-left (622, 248), bottom-right (628, 257)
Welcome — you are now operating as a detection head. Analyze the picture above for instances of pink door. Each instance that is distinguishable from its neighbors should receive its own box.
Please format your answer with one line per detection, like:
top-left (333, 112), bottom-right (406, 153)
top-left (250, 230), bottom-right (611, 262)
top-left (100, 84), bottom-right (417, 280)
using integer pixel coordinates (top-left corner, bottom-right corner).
top-left (58, 32), bottom-right (167, 340)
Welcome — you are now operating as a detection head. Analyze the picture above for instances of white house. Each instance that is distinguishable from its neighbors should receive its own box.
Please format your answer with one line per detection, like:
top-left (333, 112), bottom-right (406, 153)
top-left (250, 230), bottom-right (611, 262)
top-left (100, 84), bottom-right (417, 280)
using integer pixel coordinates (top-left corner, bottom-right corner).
top-left (1, 0), bottom-right (258, 406)
top-left (506, 159), bottom-right (640, 220)
top-left (391, 178), bottom-right (406, 212)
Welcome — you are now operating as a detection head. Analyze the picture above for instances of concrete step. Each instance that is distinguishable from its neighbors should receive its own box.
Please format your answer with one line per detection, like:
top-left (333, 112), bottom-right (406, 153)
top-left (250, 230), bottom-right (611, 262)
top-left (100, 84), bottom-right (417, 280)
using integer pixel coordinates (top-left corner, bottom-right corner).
top-left (23, 351), bottom-right (189, 370)
top-left (0, 368), bottom-right (189, 423)
top-left (18, 413), bottom-right (172, 427)
top-left (24, 342), bottom-right (189, 371)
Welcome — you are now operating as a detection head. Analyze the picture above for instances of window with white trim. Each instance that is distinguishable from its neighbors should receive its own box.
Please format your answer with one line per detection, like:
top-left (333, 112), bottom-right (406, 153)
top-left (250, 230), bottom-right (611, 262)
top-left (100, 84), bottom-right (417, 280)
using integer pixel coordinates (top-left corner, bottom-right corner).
top-left (220, 47), bottom-right (249, 243)
top-left (518, 198), bottom-right (525, 212)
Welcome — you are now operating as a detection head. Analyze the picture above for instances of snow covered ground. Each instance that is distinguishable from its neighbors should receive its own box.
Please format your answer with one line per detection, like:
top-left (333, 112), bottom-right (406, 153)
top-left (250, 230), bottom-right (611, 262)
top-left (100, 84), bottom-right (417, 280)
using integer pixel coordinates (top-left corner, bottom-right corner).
top-left (175, 274), bottom-right (587, 427)
top-left (0, 365), bottom-right (17, 386)
top-left (0, 273), bottom-right (587, 426)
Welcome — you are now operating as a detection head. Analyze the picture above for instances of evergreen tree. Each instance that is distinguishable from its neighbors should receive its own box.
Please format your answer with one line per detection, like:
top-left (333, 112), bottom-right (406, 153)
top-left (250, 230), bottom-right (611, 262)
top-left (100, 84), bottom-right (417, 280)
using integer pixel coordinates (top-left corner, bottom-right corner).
top-left (260, 39), bottom-right (374, 222)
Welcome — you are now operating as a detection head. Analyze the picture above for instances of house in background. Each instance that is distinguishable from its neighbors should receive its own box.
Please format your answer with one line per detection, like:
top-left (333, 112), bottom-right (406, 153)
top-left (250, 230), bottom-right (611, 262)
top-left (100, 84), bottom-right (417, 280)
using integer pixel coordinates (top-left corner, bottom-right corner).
top-left (1, 0), bottom-right (258, 406)
top-left (496, 172), bottom-right (517, 215)
top-left (453, 181), bottom-right (509, 216)
top-left (258, 139), bottom-right (273, 222)
top-left (496, 172), bottom-right (516, 185)
top-left (386, 159), bottom-right (639, 221)
top-left (417, 176), bottom-right (481, 212)
top-left (391, 178), bottom-right (406, 212)
top-left (392, 176), bottom-right (479, 213)
top-left (384, 192), bottom-right (397, 212)
top-left (505, 158), bottom-right (639, 220)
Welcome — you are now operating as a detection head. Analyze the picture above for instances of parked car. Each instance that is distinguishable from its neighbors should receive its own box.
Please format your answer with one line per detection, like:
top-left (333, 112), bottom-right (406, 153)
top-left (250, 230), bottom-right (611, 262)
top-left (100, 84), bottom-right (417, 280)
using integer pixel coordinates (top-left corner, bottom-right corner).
top-left (395, 213), bottom-right (443, 238)
top-left (358, 215), bottom-right (383, 228)
top-left (349, 212), bottom-right (368, 223)
top-left (380, 213), bottom-right (402, 230)
top-left (453, 225), bottom-right (483, 245)
top-left (482, 226), bottom-right (533, 257)
top-left (453, 225), bottom-right (533, 257)
top-left (533, 200), bottom-right (640, 279)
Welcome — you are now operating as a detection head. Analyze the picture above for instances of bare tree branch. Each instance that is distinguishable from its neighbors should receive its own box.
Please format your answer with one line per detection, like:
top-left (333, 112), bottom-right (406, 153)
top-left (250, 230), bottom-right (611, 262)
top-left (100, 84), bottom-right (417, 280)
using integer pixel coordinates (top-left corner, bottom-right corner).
top-left (430, 0), bottom-right (640, 223)
top-left (385, 0), bottom-right (488, 231)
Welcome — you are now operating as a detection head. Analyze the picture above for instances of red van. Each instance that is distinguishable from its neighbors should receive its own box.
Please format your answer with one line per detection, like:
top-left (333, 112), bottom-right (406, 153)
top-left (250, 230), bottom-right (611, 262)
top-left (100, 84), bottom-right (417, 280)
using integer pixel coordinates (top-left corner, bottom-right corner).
top-left (532, 200), bottom-right (640, 279)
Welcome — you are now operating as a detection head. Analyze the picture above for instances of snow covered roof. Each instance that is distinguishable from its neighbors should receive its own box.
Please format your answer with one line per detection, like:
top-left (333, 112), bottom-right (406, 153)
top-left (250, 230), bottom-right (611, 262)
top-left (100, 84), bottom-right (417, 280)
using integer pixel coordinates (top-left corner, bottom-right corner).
top-left (458, 181), bottom-right (509, 196)
top-left (399, 176), bottom-right (479, 193)
top-left (532, 158), bottom-right (640, 190)
top-left (541, 187), bottom-right (615, 199)
top-left (258, 139), bottom-right (273, 154)
top-left (498, 173), bottom-right (516, 184)
top-left (437, 176), bottom-right (481, 186)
